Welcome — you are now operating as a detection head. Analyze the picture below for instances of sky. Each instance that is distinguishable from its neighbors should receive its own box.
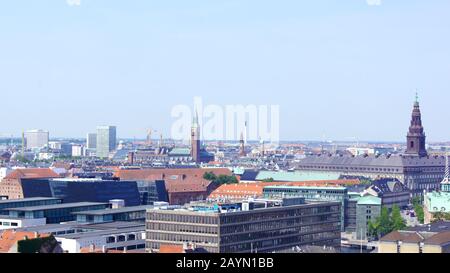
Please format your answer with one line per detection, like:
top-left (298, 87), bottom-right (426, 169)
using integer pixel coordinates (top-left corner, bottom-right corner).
top-left (0, 0), bottom-right (450, 141)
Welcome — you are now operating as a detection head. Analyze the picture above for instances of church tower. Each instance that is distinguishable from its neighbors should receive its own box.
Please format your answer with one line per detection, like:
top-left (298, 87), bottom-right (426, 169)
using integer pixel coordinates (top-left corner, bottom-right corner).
top-left (239, 131), bottom-right (246, 157)
top-left (191, 111), bottom-right (201, 163)
top-left (405, 93), bottom-right (427, 157)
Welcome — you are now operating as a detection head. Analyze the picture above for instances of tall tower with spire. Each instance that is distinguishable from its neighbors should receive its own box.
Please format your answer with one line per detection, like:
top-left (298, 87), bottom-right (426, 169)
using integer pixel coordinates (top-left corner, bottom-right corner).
top-left (239, 131), bottom-right (246, 157)
top-left (191, 110), bottom-right (201, 163)
top-left (405, 92), bottom-right (427, 157)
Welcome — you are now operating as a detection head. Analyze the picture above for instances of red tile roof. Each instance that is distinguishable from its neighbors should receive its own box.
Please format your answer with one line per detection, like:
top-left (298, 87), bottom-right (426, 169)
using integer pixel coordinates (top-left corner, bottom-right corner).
top-left (159, 244), bottom-right (185, 253)
top-left (0, 230), bottom-right (50, 253)
top-left (115, 168), bottom-right (232, 193)
top-left (4, 168), bottom-right (60, 180)
top-left (208, 180), bottom-right (361, 199)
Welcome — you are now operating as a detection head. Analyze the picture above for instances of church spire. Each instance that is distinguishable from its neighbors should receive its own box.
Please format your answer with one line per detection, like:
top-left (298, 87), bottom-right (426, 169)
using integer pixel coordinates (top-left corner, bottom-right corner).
top-left (405, 92), bottom-right (427, 157)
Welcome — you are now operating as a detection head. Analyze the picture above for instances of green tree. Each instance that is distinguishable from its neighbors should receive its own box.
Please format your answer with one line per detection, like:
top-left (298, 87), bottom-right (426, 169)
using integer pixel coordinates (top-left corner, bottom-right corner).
top-left (391, 205), bottom-right (406, 231)
top-left (261, 178), bottom-right (274, 183)
top-left (378, 207), bottom-right (393, 237)
top-left (367, 220), bottom-right (381, 240)
top-left (215, 175), bottom-right (238, 185)
top-left (203, 172), bottom-right (217, 181)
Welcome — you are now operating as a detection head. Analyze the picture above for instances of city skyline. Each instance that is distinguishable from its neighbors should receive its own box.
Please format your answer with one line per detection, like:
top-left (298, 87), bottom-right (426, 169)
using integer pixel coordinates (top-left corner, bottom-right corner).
top-left (1, 1), bottom-right (449, 141)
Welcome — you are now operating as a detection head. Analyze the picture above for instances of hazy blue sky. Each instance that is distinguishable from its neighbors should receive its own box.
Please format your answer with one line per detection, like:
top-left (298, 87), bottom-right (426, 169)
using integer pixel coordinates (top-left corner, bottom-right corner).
top-left (1, 0), bottom-right (449, 141)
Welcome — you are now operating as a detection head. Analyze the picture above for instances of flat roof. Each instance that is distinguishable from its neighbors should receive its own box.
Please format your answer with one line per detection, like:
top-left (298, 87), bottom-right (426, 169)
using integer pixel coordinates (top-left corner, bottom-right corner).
top-left (263, 186), bottom-right (347, 191)
top-left (5, 202), bottom-right (109, 212)
top-left (0, 197), bottom-right (62, 205)
top-left (72, 205), bottom-right (155, 216)
top-left (55, 225), bottom-right (145, 240)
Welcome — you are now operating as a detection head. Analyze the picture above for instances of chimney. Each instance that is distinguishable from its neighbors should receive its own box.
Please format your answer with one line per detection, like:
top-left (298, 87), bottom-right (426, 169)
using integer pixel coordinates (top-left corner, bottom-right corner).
top-left (102, 245), bottom-right (107, 253)
top-left (89, 244), bottom-right (95, 253)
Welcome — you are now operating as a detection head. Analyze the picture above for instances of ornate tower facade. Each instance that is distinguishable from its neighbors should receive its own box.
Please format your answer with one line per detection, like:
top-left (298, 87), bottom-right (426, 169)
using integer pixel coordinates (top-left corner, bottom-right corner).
top-left (191, 111), bottom-right (201, 163)
top-left (239, 131), bottom-right (246, 157)
top-left (405, 94), bottom-right (427, 157)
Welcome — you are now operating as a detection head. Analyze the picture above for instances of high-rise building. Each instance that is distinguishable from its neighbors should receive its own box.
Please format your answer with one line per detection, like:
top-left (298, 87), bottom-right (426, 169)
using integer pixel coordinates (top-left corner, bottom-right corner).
top-left (86, 133), bottom-right (97, 149)
top-left (96, 126), bottom-right (116, 159)
top-left (24, 129), bottom-right (49, 149)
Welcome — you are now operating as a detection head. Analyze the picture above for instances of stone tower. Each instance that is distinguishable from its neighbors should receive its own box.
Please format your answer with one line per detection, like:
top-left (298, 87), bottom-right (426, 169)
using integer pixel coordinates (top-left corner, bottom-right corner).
top-left (405, 93), bottom-right (427, 157)
top-left (191, 111), bottom-right (201, 163)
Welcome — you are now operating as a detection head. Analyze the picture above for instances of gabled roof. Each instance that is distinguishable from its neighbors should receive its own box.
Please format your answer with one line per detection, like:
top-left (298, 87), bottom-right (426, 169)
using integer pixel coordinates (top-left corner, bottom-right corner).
top-left (423, 231), bottom-right (450, 246)
top-left (380, 231), bottom-right (424, 243)
top-left (4, 168), bottom-right (60, 180)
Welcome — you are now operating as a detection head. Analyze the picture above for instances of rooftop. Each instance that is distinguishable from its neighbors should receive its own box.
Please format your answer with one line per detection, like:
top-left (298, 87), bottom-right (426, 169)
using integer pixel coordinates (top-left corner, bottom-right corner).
top-left (4, 202), bottom-right (109, 212)
top-left (72, 205), bottom-right (155, 216)
top-left (0, 197), bottom-right (62, 205)
top-left (4, 168), bottom-right (60, 180)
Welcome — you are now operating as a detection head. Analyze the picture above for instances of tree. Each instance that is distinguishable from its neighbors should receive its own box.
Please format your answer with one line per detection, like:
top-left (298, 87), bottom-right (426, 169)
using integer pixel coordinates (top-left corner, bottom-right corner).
top-left (215, 175), bottom-right (238, 185)
top-left (378, 207), bottom-right (393, 237)
top-left (203, 172), bottom-right (217, 181)
top-left (261, 178), bottom-right (274, 183)
top-left (367, 220), bottom-right (381, 240)
top-left (391, 205), bottom-right (406, 231)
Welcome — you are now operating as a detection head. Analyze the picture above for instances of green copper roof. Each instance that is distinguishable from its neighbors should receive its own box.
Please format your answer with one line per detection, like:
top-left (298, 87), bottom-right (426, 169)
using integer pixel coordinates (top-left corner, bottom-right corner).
top-left (357, 195), bottom-right (382, 206)
top-left (169, 148), bottom-right (191, 156)
top-left (425, 192), bottom-right (450, 213)
top-left (233, 167), bottom-right (246, 175)
top-left (256, 170), bottom-right (341, 182)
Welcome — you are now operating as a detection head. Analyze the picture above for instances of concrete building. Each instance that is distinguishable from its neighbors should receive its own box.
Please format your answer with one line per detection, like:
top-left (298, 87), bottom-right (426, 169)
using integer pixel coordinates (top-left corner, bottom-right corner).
top-left (146, 197), bottom-right (341, 253)
top-left (1, 202), bottom-right (110, 224)
top-left (96, 126), bottom-right (116, 159)
top-left (71, 145), bottom-right (84, 157)
top-left (24, 129), bottom-right (49, 150)
top-left (86, 133), bottom-right (97, 149)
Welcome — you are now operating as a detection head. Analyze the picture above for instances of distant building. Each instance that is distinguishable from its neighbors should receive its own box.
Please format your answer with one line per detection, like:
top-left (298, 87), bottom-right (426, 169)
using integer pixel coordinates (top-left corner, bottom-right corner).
top-left (0, 168), bottom-right (60, 199)
top-left (24, 129), bottom-right (49, 150)
top-left (86, 133), bottom-right (97, 149)
top-left (71, 145), bottom-right (84, 157)
top-left (424, 156), bottom-right (450, 224)
top-left (362, 178), bottom-right (410, 209)
top-left (146, 197), bottom-right (341, 253)
top-left (296, 96), bottom-right (445, 197)
top-left (114, 168), bottom-right (232, 205)
top-left (96, 126), bottom-right (116, 159)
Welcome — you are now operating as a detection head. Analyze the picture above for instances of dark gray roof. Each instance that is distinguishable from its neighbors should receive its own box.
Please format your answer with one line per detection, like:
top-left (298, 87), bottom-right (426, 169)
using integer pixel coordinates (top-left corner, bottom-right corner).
top-left (0, 197), bottom-right (62, 204)
top-left (370, 178), bottom-right (409, 196)
top-left (297, 154), bottom-right (446, 168)
top-left (5, 202), bottom-right (108, 212)
top-left (72, 205), bottom-right (154, 216)
top-left (408, 221), bottom-right (450, 233)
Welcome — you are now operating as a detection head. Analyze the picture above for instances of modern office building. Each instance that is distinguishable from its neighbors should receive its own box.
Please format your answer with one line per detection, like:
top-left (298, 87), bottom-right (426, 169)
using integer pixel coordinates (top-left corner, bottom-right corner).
top-left (16, 178), bottom-right (142, 206)
top-left (96, 126), bottom-right (116, 158)
top-left (86, 133), bottom-right (97, 149)
top-left (24, 129), bottom-right (49, 150)
top-left (146, 197), bottom-right (341, 253)
top-left (1, 202), bottom-right (110, 224)
top-left (74, 205), bottom-right (156, 224)
top-left (0, 197), bottom-right (62, 215)
top-left (263, 185), bottom-right (348, 231)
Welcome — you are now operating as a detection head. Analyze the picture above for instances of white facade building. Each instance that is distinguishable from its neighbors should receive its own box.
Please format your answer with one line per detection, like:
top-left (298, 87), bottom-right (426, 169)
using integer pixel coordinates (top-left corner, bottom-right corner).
top-left (24, 130), bottom-right (49, 150)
